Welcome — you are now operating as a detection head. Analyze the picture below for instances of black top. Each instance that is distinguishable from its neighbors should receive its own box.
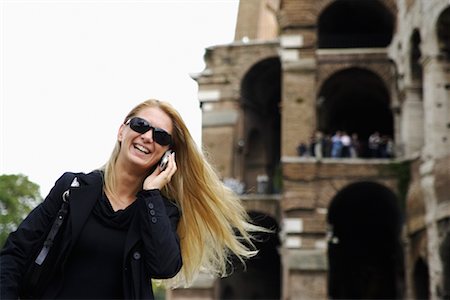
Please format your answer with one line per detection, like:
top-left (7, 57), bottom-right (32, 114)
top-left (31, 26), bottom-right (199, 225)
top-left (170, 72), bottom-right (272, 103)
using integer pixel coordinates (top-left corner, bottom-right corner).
top-left (57, 194), bottom-right (137, 299)
top-left (1, 171), bottom-right (182, 300)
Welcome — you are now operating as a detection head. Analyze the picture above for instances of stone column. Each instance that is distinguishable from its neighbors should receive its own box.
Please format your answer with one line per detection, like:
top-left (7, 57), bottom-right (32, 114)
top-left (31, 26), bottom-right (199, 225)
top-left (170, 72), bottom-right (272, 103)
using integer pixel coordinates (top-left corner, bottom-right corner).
top-left (421, 55), bottom-right (450, 159)
top-left (401, 85), bottom-right (424, 157)
top-left (279, 34), bottom-right (317, 157)
top-left (420, 160), bottom-right (442, 300)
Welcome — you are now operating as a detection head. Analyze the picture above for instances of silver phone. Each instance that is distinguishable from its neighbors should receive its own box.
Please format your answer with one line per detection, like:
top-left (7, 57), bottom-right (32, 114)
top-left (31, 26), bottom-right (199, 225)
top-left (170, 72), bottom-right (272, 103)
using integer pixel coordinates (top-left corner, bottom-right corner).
top-left (159, 150), bottom-right (172, 171)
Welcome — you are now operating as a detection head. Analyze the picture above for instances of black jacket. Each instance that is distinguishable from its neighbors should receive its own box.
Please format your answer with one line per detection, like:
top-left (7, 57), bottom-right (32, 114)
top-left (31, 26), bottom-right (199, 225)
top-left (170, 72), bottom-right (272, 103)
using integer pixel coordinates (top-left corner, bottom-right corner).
top-left (0, 171), bottom-right (182, 299)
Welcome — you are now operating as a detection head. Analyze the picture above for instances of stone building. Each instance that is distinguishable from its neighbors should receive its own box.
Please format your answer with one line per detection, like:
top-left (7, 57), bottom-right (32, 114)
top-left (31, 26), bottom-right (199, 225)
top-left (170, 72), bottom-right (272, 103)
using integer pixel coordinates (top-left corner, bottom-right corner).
top-left (167, 0), bottom-right (450, 299)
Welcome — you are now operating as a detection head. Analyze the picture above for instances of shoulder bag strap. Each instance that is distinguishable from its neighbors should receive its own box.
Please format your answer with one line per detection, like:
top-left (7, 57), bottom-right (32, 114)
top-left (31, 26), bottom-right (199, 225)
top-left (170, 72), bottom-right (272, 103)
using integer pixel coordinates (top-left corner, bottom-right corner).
top-left (34, 177), bottom-right (78, 266)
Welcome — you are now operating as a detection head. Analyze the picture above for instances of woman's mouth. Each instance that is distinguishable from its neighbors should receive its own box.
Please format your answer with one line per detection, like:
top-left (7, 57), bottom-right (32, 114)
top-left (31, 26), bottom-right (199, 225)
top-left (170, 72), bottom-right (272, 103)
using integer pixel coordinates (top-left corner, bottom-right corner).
top-left (133, 143), bottom-right (150, 154)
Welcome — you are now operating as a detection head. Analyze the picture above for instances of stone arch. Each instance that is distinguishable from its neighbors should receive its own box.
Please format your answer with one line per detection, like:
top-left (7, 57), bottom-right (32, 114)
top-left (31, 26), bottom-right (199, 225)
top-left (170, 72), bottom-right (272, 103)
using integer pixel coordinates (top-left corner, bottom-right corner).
top-left (327, 181), bottom-right (404, 299)
top-left (317, 67), bottom-right (393, 157)
top-left (317, 63), bottom-right (393, 96)
top-left (230, 45), bottom-right (280, 91)
top-left (219, 211), bottom-right (281, 300)
top-left (318, 0), bottom-right (394, 48)
top-left (240, 57), bottom-right (281, 193)
top-left (436, 6), bottom-right (450, 59)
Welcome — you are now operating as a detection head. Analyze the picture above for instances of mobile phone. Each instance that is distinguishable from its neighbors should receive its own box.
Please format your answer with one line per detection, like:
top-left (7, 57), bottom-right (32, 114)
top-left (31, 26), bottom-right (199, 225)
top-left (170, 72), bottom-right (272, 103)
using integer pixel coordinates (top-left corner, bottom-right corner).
top-left (159, 150), bottom-right (172, 171)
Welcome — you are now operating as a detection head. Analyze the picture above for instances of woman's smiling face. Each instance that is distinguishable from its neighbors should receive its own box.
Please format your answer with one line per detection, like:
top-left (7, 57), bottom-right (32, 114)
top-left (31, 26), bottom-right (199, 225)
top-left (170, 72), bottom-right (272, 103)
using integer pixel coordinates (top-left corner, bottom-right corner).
top-left (118, 106), bottom-right (173, 171)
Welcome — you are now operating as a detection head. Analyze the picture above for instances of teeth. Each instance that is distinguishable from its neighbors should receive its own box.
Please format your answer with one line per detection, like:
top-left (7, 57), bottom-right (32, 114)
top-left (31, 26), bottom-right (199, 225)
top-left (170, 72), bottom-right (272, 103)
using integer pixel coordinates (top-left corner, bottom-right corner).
top-left (134, 144), bottom-right (149, 154)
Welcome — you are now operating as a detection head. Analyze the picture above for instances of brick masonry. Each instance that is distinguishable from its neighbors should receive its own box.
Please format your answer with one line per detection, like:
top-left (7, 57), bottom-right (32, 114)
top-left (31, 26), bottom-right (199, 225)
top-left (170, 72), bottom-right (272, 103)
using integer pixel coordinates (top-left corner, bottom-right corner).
top-left (187, 1), bottom-right (450, 299)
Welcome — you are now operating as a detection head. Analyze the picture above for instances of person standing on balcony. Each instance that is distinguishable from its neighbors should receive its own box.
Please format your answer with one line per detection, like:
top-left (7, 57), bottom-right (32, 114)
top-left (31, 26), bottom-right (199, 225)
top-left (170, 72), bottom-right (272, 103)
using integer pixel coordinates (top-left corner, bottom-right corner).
top-left (368, 131), bottom-right (381, 158)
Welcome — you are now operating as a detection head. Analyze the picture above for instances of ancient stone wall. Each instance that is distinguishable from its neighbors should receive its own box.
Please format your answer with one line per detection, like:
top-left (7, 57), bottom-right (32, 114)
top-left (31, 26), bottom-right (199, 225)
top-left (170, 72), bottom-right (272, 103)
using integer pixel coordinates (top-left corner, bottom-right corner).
top-left (187, 1), bottom-right (450, 299)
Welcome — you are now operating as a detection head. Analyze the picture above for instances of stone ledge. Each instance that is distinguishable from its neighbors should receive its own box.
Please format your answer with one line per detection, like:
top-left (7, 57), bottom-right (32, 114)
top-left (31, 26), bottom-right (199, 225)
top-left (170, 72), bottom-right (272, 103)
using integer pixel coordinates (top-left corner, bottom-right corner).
top-left (240, 194), bottom-right (282, 201)
top-left (178, 273), bottom-right (216, 289)
top-left (202, 110), bottom-right (238, 127)
top-left (284, 249), bottom-right (328, 271)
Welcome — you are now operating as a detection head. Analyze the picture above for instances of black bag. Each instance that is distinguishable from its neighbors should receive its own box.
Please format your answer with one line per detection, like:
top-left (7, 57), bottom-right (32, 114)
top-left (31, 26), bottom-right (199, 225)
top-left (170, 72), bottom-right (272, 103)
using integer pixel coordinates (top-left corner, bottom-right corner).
top-left (19, 177), bottom-right (78, 299)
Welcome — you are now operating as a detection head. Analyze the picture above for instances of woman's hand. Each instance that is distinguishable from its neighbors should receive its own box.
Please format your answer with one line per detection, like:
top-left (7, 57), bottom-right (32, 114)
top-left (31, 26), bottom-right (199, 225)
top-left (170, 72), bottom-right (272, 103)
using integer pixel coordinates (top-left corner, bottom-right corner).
top-left (143, 152), bottom-right (177, 190)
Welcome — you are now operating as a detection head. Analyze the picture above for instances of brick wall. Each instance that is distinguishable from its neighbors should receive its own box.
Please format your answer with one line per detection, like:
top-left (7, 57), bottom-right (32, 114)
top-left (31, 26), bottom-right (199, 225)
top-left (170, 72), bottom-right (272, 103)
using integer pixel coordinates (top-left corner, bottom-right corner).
top-left (279, 0), bottom-right (397, 30)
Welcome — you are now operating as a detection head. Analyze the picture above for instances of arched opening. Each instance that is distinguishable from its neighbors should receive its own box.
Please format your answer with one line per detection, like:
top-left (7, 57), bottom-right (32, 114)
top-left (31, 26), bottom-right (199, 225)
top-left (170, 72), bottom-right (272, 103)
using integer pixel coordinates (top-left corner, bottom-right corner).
top-left (410, 29), bottom-right (423, 84)
top-left (435, 6), bottom-right (450, 155)
top-left (440, 232), bottom-right (450, 298)
top-left (399, 28), bottom-right (425, 158)
top-left (241, 57), bottom-right (281, 193)
top-left (437, 6), bottom-right (450, 60)
top-left (327, 181), bottom-right (404, 299)
top-left (317, 68), bottom-right (393, 158)
top-left (318, 0), bottom-right (394, 48)
top-left (219, 212), bottom-right (281, 300)
top-left (413, 257), bottom-right (430, 299)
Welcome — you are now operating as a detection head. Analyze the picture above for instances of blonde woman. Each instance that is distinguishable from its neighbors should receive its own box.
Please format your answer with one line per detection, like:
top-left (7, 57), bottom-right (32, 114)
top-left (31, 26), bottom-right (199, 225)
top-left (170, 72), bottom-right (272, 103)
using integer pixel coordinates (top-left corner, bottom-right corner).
top-left (1, 99), bottom-right (259, 299)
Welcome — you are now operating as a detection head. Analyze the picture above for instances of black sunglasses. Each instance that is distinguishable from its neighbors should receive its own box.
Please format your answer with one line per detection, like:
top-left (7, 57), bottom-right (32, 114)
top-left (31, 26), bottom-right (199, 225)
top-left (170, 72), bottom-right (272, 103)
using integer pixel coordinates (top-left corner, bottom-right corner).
top-left (125, 117), bottom-right (172, 146)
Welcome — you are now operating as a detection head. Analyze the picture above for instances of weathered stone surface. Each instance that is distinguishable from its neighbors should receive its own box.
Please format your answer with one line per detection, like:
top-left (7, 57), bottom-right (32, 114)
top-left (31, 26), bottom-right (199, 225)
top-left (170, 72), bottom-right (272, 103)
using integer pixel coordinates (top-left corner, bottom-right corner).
top-left (189, 0), bottom-right (450, 299)
top-left (288, 270), bottom-right (328, 300)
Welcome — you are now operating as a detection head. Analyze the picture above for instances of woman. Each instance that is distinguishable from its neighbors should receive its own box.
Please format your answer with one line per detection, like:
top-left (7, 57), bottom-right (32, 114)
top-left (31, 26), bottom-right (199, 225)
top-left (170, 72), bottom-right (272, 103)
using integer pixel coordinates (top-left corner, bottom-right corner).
top-left (0, 99), bottom-right (260, 299)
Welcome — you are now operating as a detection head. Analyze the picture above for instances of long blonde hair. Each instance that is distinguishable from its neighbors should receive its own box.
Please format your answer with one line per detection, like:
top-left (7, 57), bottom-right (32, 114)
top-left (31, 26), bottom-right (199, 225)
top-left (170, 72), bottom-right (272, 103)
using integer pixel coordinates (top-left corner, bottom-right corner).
top-left (103, 99), bottom-right (260, 287)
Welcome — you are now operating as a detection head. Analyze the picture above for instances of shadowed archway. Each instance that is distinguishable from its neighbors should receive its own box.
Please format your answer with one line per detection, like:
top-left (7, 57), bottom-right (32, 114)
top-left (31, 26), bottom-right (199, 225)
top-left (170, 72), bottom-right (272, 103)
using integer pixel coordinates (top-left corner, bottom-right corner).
top-left (413, 257), bottom-right (430, 299)
top-left (327, 181), bottom-right (404, 299)
top-left (240, 57), bottom-right (281, 193)
top-left (437, 6), bottom-right (450, 59)
top-left (318, 0), bottom-right (394, 48)
top-left (219, 212), bottom-right (281, 300)
top-left (317, 67), bottom-right (393, 157)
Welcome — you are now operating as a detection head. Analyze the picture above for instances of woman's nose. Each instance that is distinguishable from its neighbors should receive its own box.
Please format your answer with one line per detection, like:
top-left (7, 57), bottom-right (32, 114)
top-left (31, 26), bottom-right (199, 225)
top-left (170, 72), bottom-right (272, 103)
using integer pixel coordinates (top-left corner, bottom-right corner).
top-left (141, 128), bottom-right (154, 143)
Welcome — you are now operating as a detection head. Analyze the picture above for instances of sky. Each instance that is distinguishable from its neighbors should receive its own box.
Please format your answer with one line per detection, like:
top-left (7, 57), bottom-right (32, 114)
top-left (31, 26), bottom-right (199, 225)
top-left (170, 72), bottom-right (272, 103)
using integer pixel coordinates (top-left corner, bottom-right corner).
top-left (1, 0), bottom-right (240, 197)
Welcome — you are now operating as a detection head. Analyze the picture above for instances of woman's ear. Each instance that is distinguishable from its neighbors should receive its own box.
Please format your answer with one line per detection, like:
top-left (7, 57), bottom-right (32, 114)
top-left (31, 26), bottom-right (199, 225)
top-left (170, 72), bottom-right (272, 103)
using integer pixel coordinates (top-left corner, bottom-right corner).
top-left (118, 124), bottom-right (125, 142)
